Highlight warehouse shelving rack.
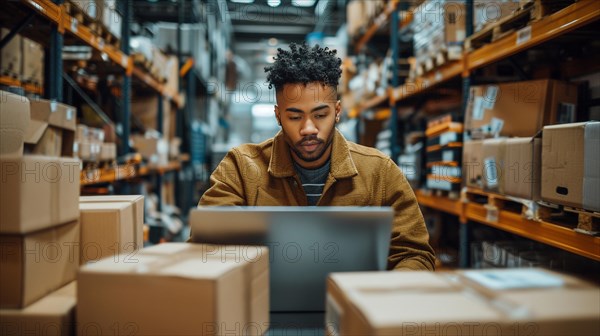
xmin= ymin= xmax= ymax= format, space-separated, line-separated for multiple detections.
xmin=351 ymin=0 xmax=600 ymax=267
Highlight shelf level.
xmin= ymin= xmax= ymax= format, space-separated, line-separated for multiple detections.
xmin=354 ymin=0 xmax=399 ymax=53
xmin=81 ymin=164 xmax=137 ymax=186
xmin=0 ymin=76 xmax=44 ymax=95
xmin=391 ymin=60 xmax=462 ymax=104
xmin=467 ymin=0 xmax=600 ymax=72
xmin=416 ymin=190 xmax=600 ymax=261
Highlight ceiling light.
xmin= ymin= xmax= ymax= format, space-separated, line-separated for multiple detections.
xmin=230 ymin=0 xmax=254 ymax=3
xmin=292 ymin=0 xmax=316 ymax=7
xmin=268 ymin=38 xmax=278 ymax=46
xmin=267 ymin=0 xmax=281 ymax=7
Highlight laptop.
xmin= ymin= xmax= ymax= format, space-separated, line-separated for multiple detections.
xmin=189 ymin=206 xmax=393 ymax=314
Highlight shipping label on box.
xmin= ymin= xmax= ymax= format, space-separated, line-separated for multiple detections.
xmin=0 ymin=156 xmax=80 ymax=234
xmin=541 ymin=122 xmax=600 ymax=211
xmin=0 ymin=281 xmax=76 ymax=336
xmin=0 ymin=91 xmax=30 ymax=158
xmin=0 ymin=221 xmax=79 ymax=309
xmin=482 ymin=138 xmax=507 ymax=194
xmin=78 ymin=243 xmax=269 ymax=336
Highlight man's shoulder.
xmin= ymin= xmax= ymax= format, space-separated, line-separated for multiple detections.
xmin=346 ymin=140 xmax=391 ymax=163
xmin=231 ymin=137 xmax=274 ymax=159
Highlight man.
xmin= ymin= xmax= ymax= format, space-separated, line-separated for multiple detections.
xmin=198 ymin=43 xmax=435 ymax=270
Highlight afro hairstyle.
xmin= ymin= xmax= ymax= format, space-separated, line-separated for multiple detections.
xmin=264 ymin=42 xmax=342 ymax=91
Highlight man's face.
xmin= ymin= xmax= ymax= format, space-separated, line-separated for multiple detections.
xmin=275 ymin=82 xmax=341 ymax=169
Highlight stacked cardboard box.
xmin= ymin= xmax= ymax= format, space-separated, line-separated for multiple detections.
xmin=0 ymin=91 xmax=80 ymax=333
xmin=326 ymin=269 xmax=600 ymax=336
xmin=79 ymin=195 xmax=145 ymax=264
xmin=412 ymin=0 xmax=466 ymax=75
xmin=425 ymin=115 xmax=463 ymax=192
xmin=463 ymin=79 xmax=578 ymax=198
xmin=78 ymin=243 xmax=270 ymax=335
xmin=0 ymin=29 xmax=44 ymax=85
xmin=75 ymin=124 xmax=116 ymax=162
xmin=474 ymin=1 xmax=520 ymax=33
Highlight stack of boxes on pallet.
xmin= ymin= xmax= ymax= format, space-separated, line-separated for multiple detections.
xmin=411 ymin=0 xmax=466 ymax=78
xmin=462 ymin=79 xmax=599 ymax=214
xmin=425 ymin=114 xmax=463 ymax=193
xmin=0 ymin=91 xmax=80 ymax=333
xmin=0 ymin=29 xmax=44 ymax=88
xmin=66 ymin=0 xmax=122 ymax=47
xmin=326 ymin=269 xmax=600 ymax=335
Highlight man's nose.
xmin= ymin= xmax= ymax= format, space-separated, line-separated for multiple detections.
xmin=300 ymin=119 xmax=318 ymax=136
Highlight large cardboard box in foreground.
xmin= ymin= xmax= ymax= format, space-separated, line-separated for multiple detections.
xmin=504 ymin=136 xmax=542 ymax=200
xmin=0 ymin=221 xmax=79 ymax=309
xmin=465 ymin=80 xmax=578 ymax=138
xmin=541 ymin=122 xmax=600 ymax=211
xmin=0 ymin=91 xmax=30 ymax=158
xmin=326 ymin=269 xmax=600 ymax=336
xmin=0 ymin=156 xmax=80 ymax=234
xmin=0 ymin=281 xmax=76 ymax=336
xmin=78 ymin=243 xmax=269 ymax=336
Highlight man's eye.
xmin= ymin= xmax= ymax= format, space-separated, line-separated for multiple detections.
xmin=289 ymin=116 xmax=301 ymax=120
xmin=315 ymin=114 xmax=326 ymax=119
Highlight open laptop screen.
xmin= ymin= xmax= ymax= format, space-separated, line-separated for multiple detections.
xmin=190 ymin=206 xmax=393 ymax=312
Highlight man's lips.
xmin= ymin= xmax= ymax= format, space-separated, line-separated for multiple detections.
xmin=300 ymin=142 xmax=320 ymax=151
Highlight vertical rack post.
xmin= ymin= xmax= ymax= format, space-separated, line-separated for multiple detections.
xmin=47 ymin=0 xmax=64 ymax=101
xmin=390 ymin=7 xmax=400 ymax=164
xmin=119 ymin=0 xmax=132 ymax=156
xmin=459 ymin=0 xmax=474 ymax=269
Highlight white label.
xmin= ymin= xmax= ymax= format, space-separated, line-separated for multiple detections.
xmin=485 ymin=204 xmax=499 ymax=222
xmin=484 ymin=86 xmax=498 ymax=109
xmin=440 ymin=132 xmax=458 ymax=146
xmin=463 ymin=269 xmax=564 ymax=290
xmin=121 ymin=55 xmax=128 ymax=68
xmin=435 ymin=71 xmax=442 ymax=82
xmin=71 ymin=17 xmax=78 ymax=33
xmin=66 ymin=108 xmax=74 ymax=121
xmin=473 ymin=96 xmax=485 ymax=120
xmin=490 ymin=117 xmax=504 ymax=135
xmin=442 ymin=150 xmax=454 ymax=162
xmin=456 ymin=29 xmax=466 ymax=41
xmin=484 ymin=157 xmax=498 ymax=187
xmin=516 ymin=26 xmax=532 ymax=45
xmin=50 ymin=100 xmax=57 ymax=113
xmin=97 ymin=38 xmax=105 ymax=51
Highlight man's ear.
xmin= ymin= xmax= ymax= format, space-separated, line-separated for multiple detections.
xmin=335 ymin=100 xmax=341 ymax=123
xmin=274 ymin=105 xmax=281 ymax=126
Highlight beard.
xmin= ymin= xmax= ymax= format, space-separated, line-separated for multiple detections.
xmin=284 ymin=126 xmax=335 ymax=163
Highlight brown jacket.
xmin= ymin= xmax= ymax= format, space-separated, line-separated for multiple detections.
xmin=198 ymin=129 xmax=435 ymax=270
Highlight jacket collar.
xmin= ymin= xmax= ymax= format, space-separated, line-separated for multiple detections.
xmin=268 ymin=129 xmax=359 ymax=179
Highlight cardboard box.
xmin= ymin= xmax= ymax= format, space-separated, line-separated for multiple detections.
xmin=326 ymin=269 xmax=600 ymax=336
xmin=474 ymin=1 xmax=520 ymax=33
xmin=131 ymin=134 xmax=168 ymax=166
xmin=99 ymin=143 xmax=116 ymax=161
xmin=0 ymin=281 xmax=76 ymax=336
xmin=78 ymin=243 xmax=269 ymax=336
xmin=78 ymin=202 xmax=136 ymax=264
xmin=504 ymin=136 xmax=542 ymax=200
xmin=465 ymin=80 xmax=578 ymax=138
xmin=0 ymin=91 xmax=30 ymax=158
xmin=482 ymin=138 xmax=507 ymax=193
xmin=0 ymin=156 xmax=80 ymax=234
xmin=0 ymin=28 xmax=21 ymax=78
xmin=0 ymin=221 xmax=79 ymax=309
xmin=25 ymin=100 xmax=76 ymax=157
xmin=541 ymin=122 xmax=600 ymax=211
xmin=463 ymin=140 xmax=484 ymax=189
xmin=79 ymin=195 xmax=144 ymax=250
xmin=21 ymin=38 xmax=44 ymax=85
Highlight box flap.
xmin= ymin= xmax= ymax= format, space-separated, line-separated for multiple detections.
xmin=23 ymin=119 xmax=48 ymax=145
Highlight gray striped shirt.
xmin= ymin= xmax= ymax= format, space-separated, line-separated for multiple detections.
xmin=293 ymin=159 xmax=331 ymax=206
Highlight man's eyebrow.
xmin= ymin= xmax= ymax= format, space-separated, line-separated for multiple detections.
xmin=285 ymin=105 xmax=330 ymax=113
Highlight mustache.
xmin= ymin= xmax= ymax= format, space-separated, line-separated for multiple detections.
xmin=296 ymin=136 xmax=324 ymax=146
